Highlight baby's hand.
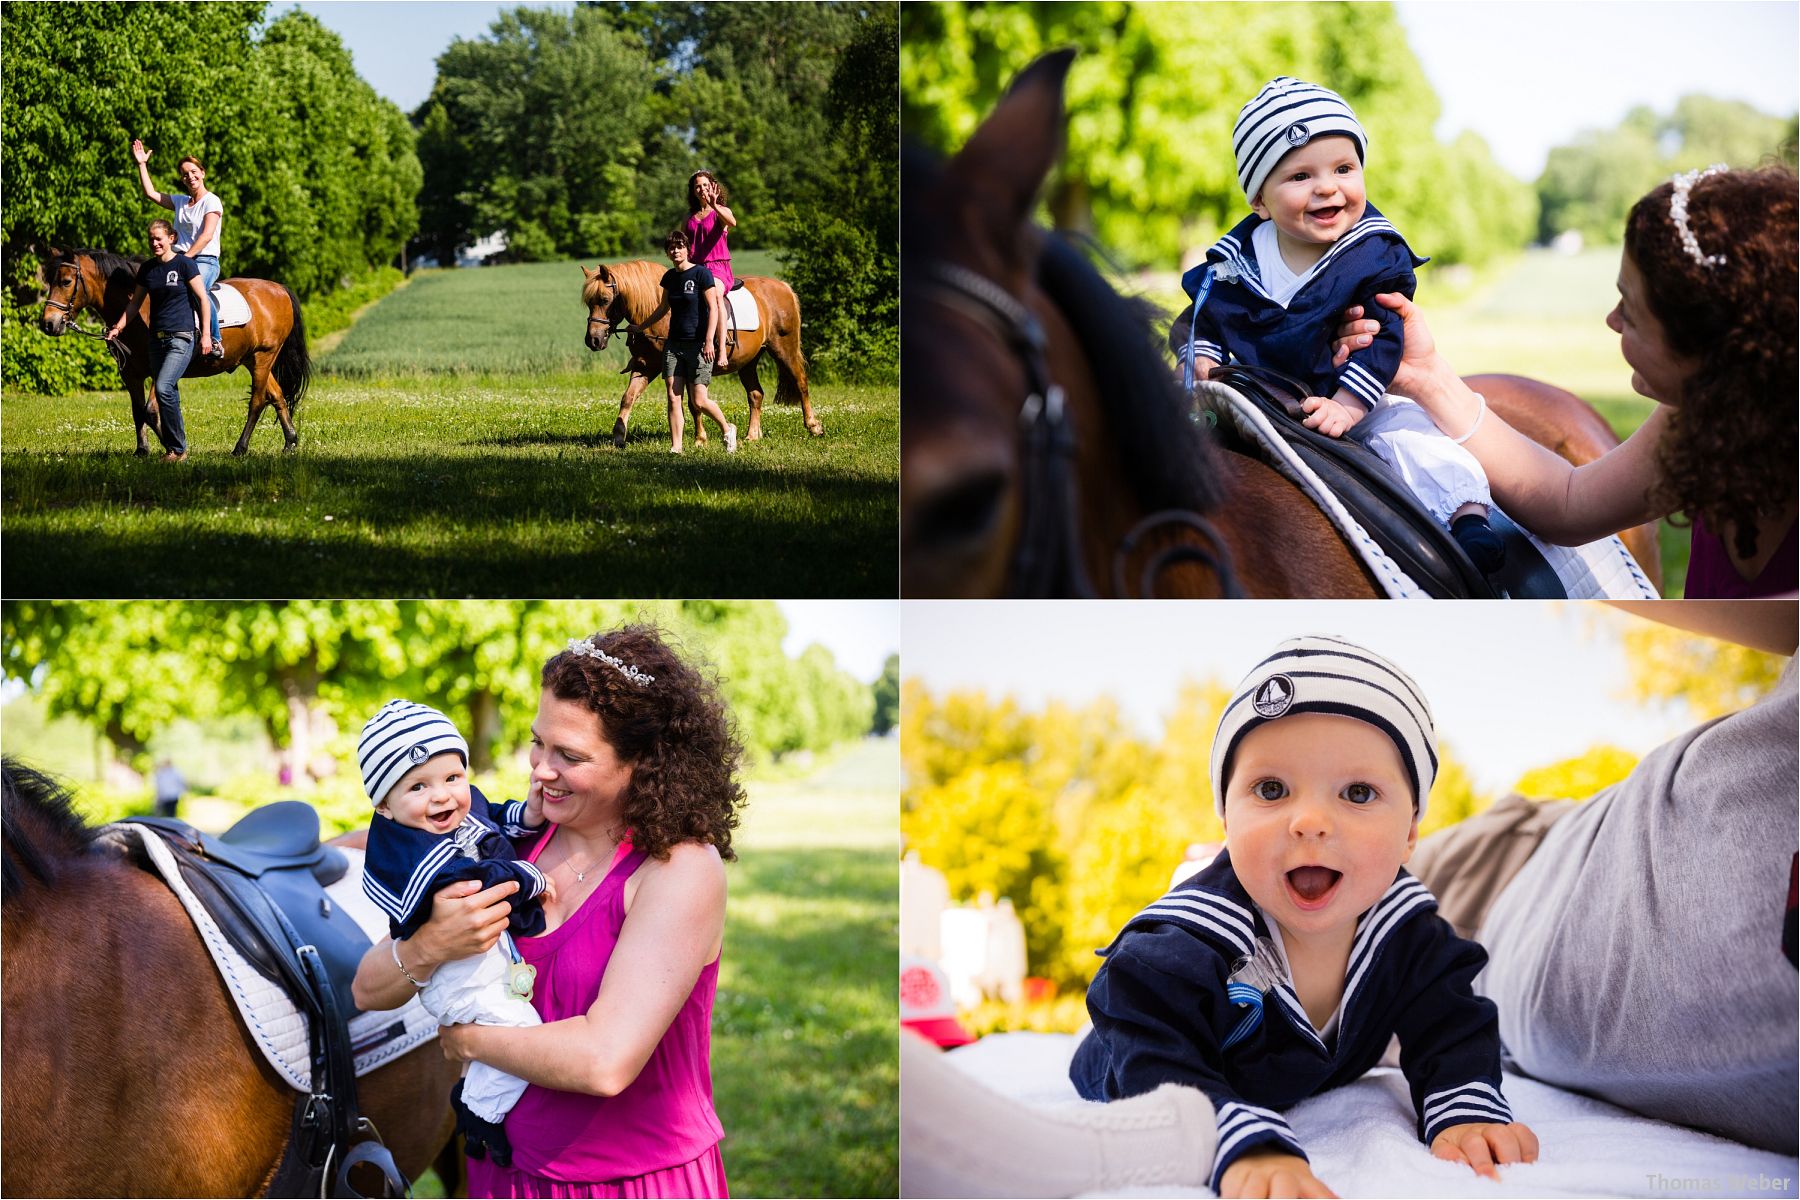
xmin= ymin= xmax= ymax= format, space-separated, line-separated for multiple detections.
xmin=524 ymin=778 xmax=545 ymax=827
xmin=1300 ymin=389 xmax=1367 ymax=438
xmin=1219 ymin=1151 xmax=1337 ymax=1199
xmin=1431 ymin=1121 xmax=1540 ymax=1180
xmin=539 ymin=872 xmax=558 ymax=906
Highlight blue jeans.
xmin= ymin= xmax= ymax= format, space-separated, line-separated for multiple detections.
xmin=148 ymin=331 xmax=194 ymax=454
xmin=192 ymin=254 xmax=221 ymax=350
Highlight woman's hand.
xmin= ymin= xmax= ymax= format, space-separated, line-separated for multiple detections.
xmin=412 ymin=877 xmax=521 ymax=965
xmin=1219 ymin=1151 xmax=1337 ymax=1199
xmin=131 ymin=138 xmax=151 ymax=166
xmin=105 ymin=321 xmax=125 ymax=341
xmin=1329 ymin=292 xmax=1443 ymax=399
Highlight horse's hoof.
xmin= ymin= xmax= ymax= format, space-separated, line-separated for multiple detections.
xmin=283 ymin=442 xmax=299 ymax=454
xmin=611 ymin=420 xmax=628 ymax=449
xmin=134 ymin=447 xmax=150 ymax=458
xmin=807 ymin=422 xmax=824 ymax=437
xmin=232 ymin=447 xmax=250 ymax=458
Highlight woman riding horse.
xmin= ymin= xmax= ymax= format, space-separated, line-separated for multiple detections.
xmin=132 ymin=138 xmax=225 ymax=360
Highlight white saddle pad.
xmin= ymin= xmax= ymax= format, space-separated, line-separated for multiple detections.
xmin=199 ymin=282 xmax=252 ymax=330
xmin=727 ymin=286 xmax=760 ymax=332
xmin=110 ymin=825 xmax=439 ymax=1093
xmin=1201 ymin=380 xmax=1659 ymax=600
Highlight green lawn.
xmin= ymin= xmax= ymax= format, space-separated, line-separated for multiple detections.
xmin=2 ymin=253 xmax=897 ymax=597
xmin=713 ymin=736 xmax=899 ymax=1197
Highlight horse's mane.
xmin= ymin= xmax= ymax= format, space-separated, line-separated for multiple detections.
xmin=903 ymin=140 xmax=1227 ymax=515
xmin=58 ymin=246 xmax=145 ymax=289
xmin=1034 ymin=233 xmax=1228 ymax=514
xmin=1 ymin=757 xmax=95 ymax=900
xmin=582 ymin=260 xmax=667 ymax=317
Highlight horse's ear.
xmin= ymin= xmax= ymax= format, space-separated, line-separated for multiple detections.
xmin=580 ymin=264 xmax=596 ymax=278
xmin=597 ymin=264 xmax=613 ymax=283
xmin=944 ymin=48 xmax=1075 ymax=250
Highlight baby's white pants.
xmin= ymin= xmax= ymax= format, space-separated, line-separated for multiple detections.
xmin=421 ymin=943 xmax=542 ymax=1122
xmin=1350 ymin=396 xmax=1492 ymax=526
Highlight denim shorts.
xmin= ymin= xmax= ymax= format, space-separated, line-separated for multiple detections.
xmin=664 ymin=339 xmax=713 ymax=387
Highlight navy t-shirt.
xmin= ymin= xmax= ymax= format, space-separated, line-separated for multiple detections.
xmin=137 ymin=255 xmax=202 ymax=335
xmin=661 ymin=264 xmax=716 ymax=341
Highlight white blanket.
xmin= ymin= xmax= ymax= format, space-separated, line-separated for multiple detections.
xmin=194 ymin=281 xmax=251 ymax=329
xmin=728 ymin=285 xmax=760 ymax=332
xmin=940 ymin=1032 xmax=1799 ymax=1198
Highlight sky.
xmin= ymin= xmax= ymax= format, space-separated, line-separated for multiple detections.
xmin=901 ymin=601 xmax=1717 ymax=793
xmin=293 ymin=1 xmax=1797 ymax=180
xmin=777 ymin=601 xmax=899 ymax=683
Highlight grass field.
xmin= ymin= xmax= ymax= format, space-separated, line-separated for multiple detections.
xmin=1137 ymin=246 xmax=1686 ymax=593
xmin=1 ymin=251 xmax=897 ymax=597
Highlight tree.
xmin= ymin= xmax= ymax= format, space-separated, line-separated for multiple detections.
xmin=1512 ymin=746 xmax=1640 ymax=803
xmin=1536 ymin=95 xmax=1795 ymax=244
xmin=901 ymin=1 xmax=1532 ymax=270
xmin=1 ymin=3 xmax=420 ymax=392
xmin=870 ymin=653 xmax=900 ymax=735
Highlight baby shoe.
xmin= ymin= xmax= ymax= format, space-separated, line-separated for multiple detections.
xmin=1451 ymin=514 xmax=1506 ymax=574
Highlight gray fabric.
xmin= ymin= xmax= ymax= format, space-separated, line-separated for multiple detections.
xmin=1478 ymin=657 xmax=1798 ymax=1153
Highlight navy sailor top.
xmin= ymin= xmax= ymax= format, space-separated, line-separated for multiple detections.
xmin=362 ymin=784 xmax=550 ymax=941
xmin=1071 ymin=850 xmax=1510 ymax=1190
xmin=1178 ymin=202 xmax=1428 ymax=410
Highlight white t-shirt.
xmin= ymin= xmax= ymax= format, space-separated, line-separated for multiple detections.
xmin=1252 ymin=220 xmax=1321 ymax=309
xmin=170 ymin=191 xmax=223 ymax=259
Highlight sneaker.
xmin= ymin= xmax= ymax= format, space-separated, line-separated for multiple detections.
xmin=1451 ymin=514 xmax=1506 ymax=574
xmin=724 ymin=424 xmax=738 ymax=454
xmin=669 ymin=446 xmax=684 ymax=455
xmin=162 ymin=451 xmax=188 ymax=463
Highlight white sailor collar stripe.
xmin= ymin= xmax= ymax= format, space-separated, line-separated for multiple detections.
xmin=1128 ymin=886 xmax=1259 ymax=958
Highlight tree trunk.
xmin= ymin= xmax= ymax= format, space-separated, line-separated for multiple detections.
xmin=277 ymin=661 xmax=323 ymax=790
xmin=469 ymin=690 xmax=501 ymax=773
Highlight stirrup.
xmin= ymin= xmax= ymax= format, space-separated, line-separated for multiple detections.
xmin=335 ymin=1139 xmax=408 ymax=1199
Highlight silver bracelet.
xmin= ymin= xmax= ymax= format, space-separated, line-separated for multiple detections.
xmin=1451 ymin=392 xmax=1487 ymax=445
xmin=391 ymin=937 xmax=427 ymax=989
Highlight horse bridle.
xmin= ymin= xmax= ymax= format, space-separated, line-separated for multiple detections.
xmin=922 ymin=258 xmax=1243 ymax=598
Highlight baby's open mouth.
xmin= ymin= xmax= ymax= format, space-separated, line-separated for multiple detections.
xmin=1309 ymin=205 xmax=1344 ymax=221
xmin=1286 ymin=865 xmax=1343 ymax=904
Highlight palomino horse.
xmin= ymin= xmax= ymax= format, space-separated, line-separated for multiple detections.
xmin=39 ymin=247 xmax=311 ymax=456
xmin=581 ymin=261 xmax=822 ymax=445
xmin=902 ymin=51 xmax=1662 ymax=597
xmin=1 ymin=759 xmax=459 ymax=1197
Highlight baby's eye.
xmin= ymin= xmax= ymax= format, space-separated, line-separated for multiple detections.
xmin=1341 ymin=782 xmax=1377 ymax=805
xmin=1336 ymin=163 xmax=1353 ymax=174
xmin=1253 ymin=779 xmax=1287 ymax=801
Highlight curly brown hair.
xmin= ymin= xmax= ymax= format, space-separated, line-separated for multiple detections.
xmin=1624 ymin=165 xmax=1798 ymax=559
xmin=540 ymin=624 xmax=744 ymax=862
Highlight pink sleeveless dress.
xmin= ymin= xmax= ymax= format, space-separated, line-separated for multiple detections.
xmin=683 ymin=210 xmax=734 ymax=292
xmin=1685 ymin=514 xmax=1797 ymax=598
xmin=465 ymin=830 xmax=727 ymax=1198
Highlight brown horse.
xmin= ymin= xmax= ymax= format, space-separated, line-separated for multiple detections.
xmin=39 ymin=247 xmax=311 ymax=456
xmin=902 ymin=51 xmax=1662 ymax=597
xmin=1 ymin=759 xmax=458 ymax=1198
xmin=580 ymin=260 xmax=821 ymax=445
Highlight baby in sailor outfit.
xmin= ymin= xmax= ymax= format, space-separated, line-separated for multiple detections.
xmin=1180 ymin=78 xmax=1507 ymax=575
xmin=359 ymin=699 xmax=551 ymax=1168
xmin=1072 ymin=636 xmax=1539 ymax=1198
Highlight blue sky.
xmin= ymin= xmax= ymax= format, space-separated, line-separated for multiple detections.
xmin=294 ymin=1 xmax=1796 ymax=180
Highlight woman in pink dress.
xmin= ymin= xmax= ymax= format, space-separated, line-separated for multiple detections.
xmin=684 ymin=171 xmax=737 ymax=366
xmin=353 ymin=625 xmax=745 ymax=1197
xmin=1331 ymin=165 xmax=1796 ymax=597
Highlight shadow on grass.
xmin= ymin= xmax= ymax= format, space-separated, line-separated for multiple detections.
xmin=713 ymin=846 xmax=897 ymax=1198
xmin=1 ymin=449 xmax=898 ymax=596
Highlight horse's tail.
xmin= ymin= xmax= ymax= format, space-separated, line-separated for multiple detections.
xmin=770 ymin=281 xmax=807 ymax=406
xmin=275 ymin=285 xmax=311 ymax=418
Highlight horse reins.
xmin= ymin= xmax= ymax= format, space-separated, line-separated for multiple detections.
xmin=44 ymin=258 xmax=132 ymax=378
xmin=922 ymin=258 xmax=1243 ymax=599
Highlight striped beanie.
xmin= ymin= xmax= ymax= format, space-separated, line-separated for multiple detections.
xmin=359 ymin=699 xmax=469 ymax=806
xmin=1234 ymin=77 xmax=1367 ymax=205
xmin=1211 ymin=635 xmax=1436 ymax=817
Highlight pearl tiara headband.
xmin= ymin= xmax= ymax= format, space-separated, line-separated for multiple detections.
xmin=1669 ymin=164 xmax=1729 ymax=268
xmin=566 ymin=638 xmax=655 ymax=686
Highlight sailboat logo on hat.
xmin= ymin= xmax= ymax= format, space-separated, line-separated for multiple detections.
xmin=1252 ymin=674 xmax=1295 ymax=718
